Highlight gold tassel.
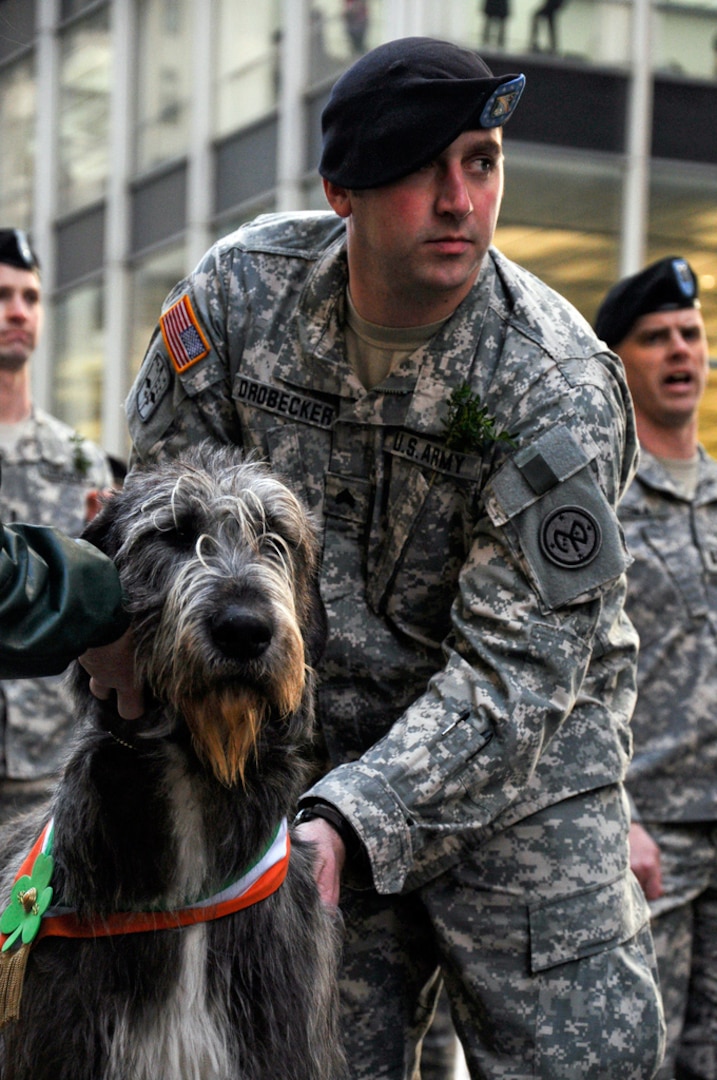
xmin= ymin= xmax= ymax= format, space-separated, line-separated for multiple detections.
xmin=0 ymin=942 xmax=30 ymax=1027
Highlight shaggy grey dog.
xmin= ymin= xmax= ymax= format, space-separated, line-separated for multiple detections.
xmin=0 ymin=445 xmax=344 ymax=1080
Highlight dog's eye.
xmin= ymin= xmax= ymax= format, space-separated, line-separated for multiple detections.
xmin=161 ymin=513 xmax=198 ymax=549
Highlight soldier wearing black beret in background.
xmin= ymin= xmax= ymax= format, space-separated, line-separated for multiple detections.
xmin=0 ymin=228 xmax=118 ymax=821
xmin=0 ymin=231 xmax=127 ymax=679
xmin=596 ymin=257 xmax=717 ymax=1080
xmin=84 ymin=37 xmax=665 ymax=1078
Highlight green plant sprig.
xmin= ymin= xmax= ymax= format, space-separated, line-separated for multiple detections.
xmin=70 ymin=433 xmax=91 ymax=478
xmin=442 ymin=383 xmax=516 ymax=453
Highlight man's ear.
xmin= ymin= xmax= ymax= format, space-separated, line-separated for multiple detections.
xmin=322 ymin=178 xmax=353 ymax=219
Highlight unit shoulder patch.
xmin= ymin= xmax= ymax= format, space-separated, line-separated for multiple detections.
xmin=539 ymin=505 xmax=602 ymax=569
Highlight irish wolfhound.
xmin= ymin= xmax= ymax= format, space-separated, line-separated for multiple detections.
xmin=0 ymin=444 xmax=344 ymax=1080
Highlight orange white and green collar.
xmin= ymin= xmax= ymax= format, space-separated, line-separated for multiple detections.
xmin=0 ymin=817 xmax=290 ymax=948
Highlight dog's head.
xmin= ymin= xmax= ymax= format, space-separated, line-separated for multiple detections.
xmin=82 ymin=444 xmax=327 ymax=786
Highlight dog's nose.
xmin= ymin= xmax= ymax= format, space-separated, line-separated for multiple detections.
xmin=210 ymin=606 xmax=273 ymax=660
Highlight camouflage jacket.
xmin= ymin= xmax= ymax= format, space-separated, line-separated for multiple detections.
xmin=0 ymin=408 xmax=112 ymax=779
xmin=127 ymin=211 xmax=639 ymax=893
xmin=620 ymin=447 xmax=717 ymax=824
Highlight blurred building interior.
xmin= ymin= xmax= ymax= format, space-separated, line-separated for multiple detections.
xmin=1 ymin=0 xmax=716 ymax=456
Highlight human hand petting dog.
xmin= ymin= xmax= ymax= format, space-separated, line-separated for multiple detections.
xmin=80 ymin=628 xmax=145 ymax=719
xmin=294 ymin=817 xmax=346 ymax=908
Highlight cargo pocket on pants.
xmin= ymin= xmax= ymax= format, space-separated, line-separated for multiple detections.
xmin=530 ymin=869 xmax=666 ymax=1079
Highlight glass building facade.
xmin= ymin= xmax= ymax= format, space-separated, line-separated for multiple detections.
xmin=1 ymin=0 xmax=716 ymax=455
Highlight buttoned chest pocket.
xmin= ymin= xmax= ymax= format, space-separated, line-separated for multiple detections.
xmin=366 ymin=447 xmax=485 ymax=649
xmin=0 ymin=462 xmax=90 ymax=536
xmin=634 ymin=518 xmax=711 ymax=626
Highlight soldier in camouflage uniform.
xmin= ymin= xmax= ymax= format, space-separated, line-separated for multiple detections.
xmin=0 ymin=229 xmax=113 ymax=821
xmin=86 ymin=38 xmax=665 ymax=1078
xmin=596 ymin=258 xmax=717 ymax=1080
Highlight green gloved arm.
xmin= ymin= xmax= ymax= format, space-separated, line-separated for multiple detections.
xmin=0 ymin=522 xmax=129 ymax=678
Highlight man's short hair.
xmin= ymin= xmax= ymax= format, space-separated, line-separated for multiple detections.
xmin=319 ymin=36 xmax=525 ymax=189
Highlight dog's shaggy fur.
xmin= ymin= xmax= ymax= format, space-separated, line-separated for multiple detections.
xmin=0 ymin=445 xmax=345 ymax=1080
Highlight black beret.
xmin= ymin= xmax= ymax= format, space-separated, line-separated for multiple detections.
xmin=319 ymin=36 xmax=525 ymax=189
xmin=595 ymin=256 xmax=699 ymax=349
xmin=0 ymin=229 xmax=40 ymax=272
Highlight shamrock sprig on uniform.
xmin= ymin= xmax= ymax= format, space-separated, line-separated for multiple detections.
xmin=70 ymin=432 xmax=91 ymax=477
xmin=442 ymin=383 xmax=516 ymax=453
xmin=0 ymin=851 xmax=54 ymax=951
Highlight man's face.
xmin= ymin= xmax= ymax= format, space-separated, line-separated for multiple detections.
xmin=617 ymin=308 xmax=709 ymax=431
xmin=326 ymin=127 xmax=504 ymax=322
xmin=0 ymin=263 xmax=42 ymax=372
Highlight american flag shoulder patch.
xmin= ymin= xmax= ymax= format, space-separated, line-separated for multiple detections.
xmin=160 ymin=294 xmax=210 ymax=373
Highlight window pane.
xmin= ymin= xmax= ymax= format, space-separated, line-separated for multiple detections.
xmin=53 ymin=280 xmax=105 ymax=443
xmin=0 ymin=56 xmax=35 ymax=228
xmin=61 ymin=0 xmax=104 ymax=17
xmin=58 ymin=8 xmax=111 ymax=214
xmin=649 ymin=164 xmax=717 ymax=347
xmin=307 ymin=0 xmax=386 ymax=87
xmin=215 ymin=0 xmax=281 ymax=139
xmin=654 ymin=0 xmax=717 ymax=79
xmin=648 ymin=163 xmax=717 ymax=452
xmin=415 ymin=0 xmax=632 ymax=67
xmin=135 ymin=0 xmax=192 ymax=172
xmin=496 ymin=145 xmax=622 ymax=323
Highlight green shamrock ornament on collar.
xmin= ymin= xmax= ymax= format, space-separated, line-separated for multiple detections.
xmin=0 ymin=848 xmax=54 ymax=950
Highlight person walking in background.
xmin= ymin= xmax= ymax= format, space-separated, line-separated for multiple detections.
xmin=0 ymin=228 xmax=114 ymax=822
xmin=530 ymin=0 xmax=566 ymax=53
xmin=343 ymin=0 xmax=369 ymax=54
xmin=84 ymin=38 xmax=665 ymax=1078
xmin=482 ymin=0 xmax=510 ymax=50
xmin=596 ymin=256 xmax=717 ymax=1080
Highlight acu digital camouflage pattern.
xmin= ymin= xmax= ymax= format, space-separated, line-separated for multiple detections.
xmin=0 ymin=408 xmax=112 ymax=819
xmin=340 ymin=787 xmax=664 ymax=1078
xmin=127 ymin=211 xmax=665 ymax=1077
xmin=620 ymin=446 xmax=717 ymax=1079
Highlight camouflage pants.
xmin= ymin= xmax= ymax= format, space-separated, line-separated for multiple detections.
xmin=338 ymin=785 xmax=665 ymax=1080
xmin=642 ymin=820 xmax=717 ymax=1080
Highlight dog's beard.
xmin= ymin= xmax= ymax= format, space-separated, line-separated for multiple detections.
xmin=182 ymin=688 xmax=267 ymax=787
xmin=180 ymin=655 xmax=306 ymax=788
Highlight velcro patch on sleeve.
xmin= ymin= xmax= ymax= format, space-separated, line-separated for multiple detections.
xmin=160 ymin=295 xmax=210 ymax=373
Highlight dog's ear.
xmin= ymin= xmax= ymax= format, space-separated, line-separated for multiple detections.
xmin=304 ymin=584 xmax=328 ymax=669
xmin=80 ymin=488 xmax=122 ymax=558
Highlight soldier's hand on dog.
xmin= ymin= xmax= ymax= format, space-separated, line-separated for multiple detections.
xmin=295 ymin=817 xmax=347 ymax=908
xmin=80 ymin=628 xmax=145 ymax=720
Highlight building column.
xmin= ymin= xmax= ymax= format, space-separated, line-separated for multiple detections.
xmin=101 ymin=0 xmax=135 ymax=458
xmin=32 ymin=0 xmax=59 ymax=412
xmin=186 ymin=0 xmax=215 ymax=269
xmin=277 ymin=0 xmax=310 ymax=212
xmin=620 ymin=0 xmax=654 ymax=277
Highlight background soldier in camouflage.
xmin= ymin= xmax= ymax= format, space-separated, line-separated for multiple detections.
xmin=596 ymin=258 xmax=717 ymax=1080
xmin=0 ymin=229 xmax=114 ymax=822
xmin=85 ymin=38 xmax=665 ymax=1079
